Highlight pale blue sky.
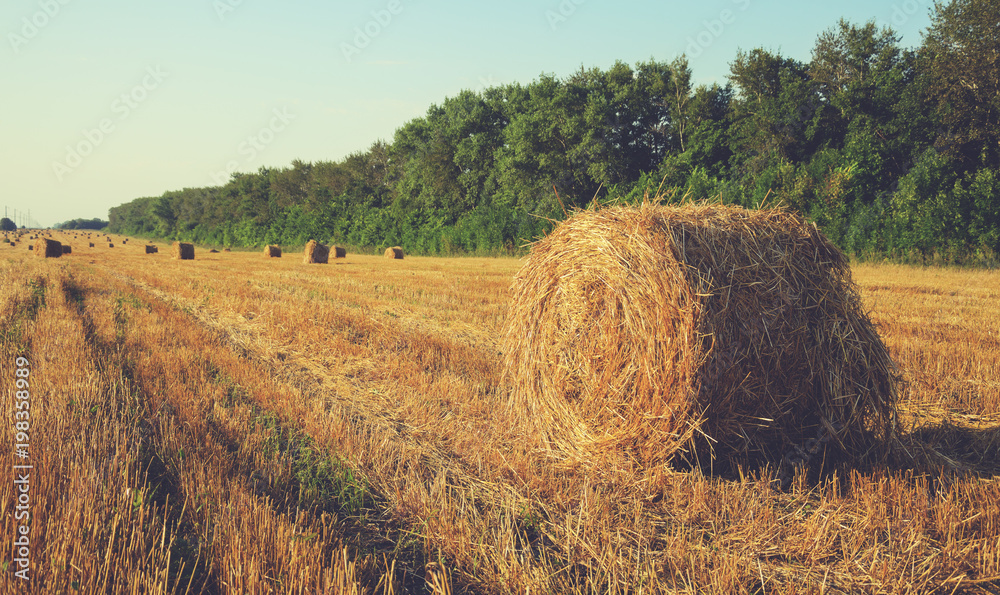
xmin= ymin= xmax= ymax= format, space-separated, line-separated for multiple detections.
xmin=1 ymin=0 xmax=936 ymax=227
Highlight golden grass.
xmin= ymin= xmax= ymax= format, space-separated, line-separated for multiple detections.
xmin=2 ymin=230 xmax=999 ymax=593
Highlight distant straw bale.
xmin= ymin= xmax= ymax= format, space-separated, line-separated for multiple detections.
xmin=172 ymin=242 xmax=195 ymax=260
xmin=264 ymin=245 xmax=282 ymax=258
xmin=108 ymin=243 xmax=114 ymax=248
xmin=62 ymin=245 xmax=72 ymax=254
xmin=89 ymin=243 xmax=95 ymax=248
xmin=501 ymin=201 xmax=899 ymax=473
xmin=334 ymin=246 xmax=347 ymax=258
xmin=303 ymin=240 xmax=329 ymax=264
xmin=35 ymin=238 xmax=62 ymax=258
xmin=384 ymin=246 xmax=404 ymax=259
xmin=145 ymin=245 xmax=158 ymax=254
xmin=209 ymin=249 xmax=219 ymax=253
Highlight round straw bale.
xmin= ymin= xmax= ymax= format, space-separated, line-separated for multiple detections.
xmin=264 ymin=245 xmax=282 ymax=258
xmin=334 ymin=246 xmax=347 ymax=258
xmin=62 ymin=245 xmax=72 ymax=254
xmin=108 ymin=243 xmax=114 ymax=248
xmin=144 ymin=245 xmax=158 ymax=254
xmin=89 ymin=242 xmax=95 ymax=248
xmin=303 ymin=240 xmax=329 ymax=264
xmin=35 ymin=238 xmax=62 ymax=258
xmin=384 ymin=246 xmax=404 ymax=259
xmin=172 ymin=241 xmax=195 ymax=260
xmin=209 ymin=248 xmax=219 ymax=253
xmin=501 ymin=202 xmax=898 ymax=471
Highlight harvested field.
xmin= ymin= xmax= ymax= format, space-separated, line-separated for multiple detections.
xmin=1 ymin=229 xmax=999 ymax=593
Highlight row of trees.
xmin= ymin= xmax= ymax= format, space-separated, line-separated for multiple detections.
xmin=108 ymin=0 xmax=1000 ymax=263
xmin=55 ymin=218 xmax=109 ymax=230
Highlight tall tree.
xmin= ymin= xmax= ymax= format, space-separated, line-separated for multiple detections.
xmin=921 ymin=0 xmax=1000 ymax=169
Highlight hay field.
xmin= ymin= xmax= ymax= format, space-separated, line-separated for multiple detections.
xmin=1 ymin=230 xmax=999 ymax=594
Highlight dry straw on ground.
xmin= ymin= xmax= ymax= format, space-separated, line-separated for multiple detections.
xmin=334 ymin=246 xmax=347 ymax=258
xmin=264 ymin=245 xmax=282 ymax=258
xmin=303 ymin=240 xmax=329 ymax=264
xmin=145 ymin=245 xmax=158 ymax=254
xmin=35 ymin=238 xmax=62 ymax=258
xmin=384 ymin=246 xmax=404 ymax=260
xmin=502 ymin=200 xmax=899 ymax=473
xmin=173 ymin=242 xmax=195 ymax=260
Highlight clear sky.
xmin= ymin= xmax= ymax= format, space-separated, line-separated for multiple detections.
xmin=1 ymin=0 xmax=936 ymax=228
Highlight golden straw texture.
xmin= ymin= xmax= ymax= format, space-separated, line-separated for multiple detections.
xmin=502 ymin=201 xmax=899 ymax=472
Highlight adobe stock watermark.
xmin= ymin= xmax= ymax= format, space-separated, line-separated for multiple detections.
xmin=7 ymin=0 xmax=74 ymax=55
xmin=546 ymin=0 xmax=587 ymax=31
xmin=12 ymin=356 xmax=32 ymax=582
xmin=888 ymin=0 xmax=932 ymax=27
xmin=685 ymin=0 xmax=751 ymax=59
xmin=341 ymin=0 xmax=408 ymax=62
xmin=213 ymin=0 xmax=246 ymax=21
xmin=52 ymin=66 xmax=169 ymax=182
xmin=209 ymin=107 xmax=295 ymax=185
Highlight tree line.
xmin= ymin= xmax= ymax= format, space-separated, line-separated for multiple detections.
xmin=108 ymin=0 xmax=999 ymax=263
xmin=55 ymin=218 xmax=109 ymax=230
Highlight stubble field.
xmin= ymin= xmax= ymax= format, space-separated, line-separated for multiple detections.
xmin=2 ymin=231 xmax=999 ymax=594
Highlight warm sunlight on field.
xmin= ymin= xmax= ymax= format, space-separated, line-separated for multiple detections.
xmin=2 ymin=230 xmax=999 ymax=594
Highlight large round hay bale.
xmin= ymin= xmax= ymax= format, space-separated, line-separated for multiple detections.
xmin=303 ymin=240 xmax=329 ymax=264
xmin=264 ymin=245 xmax=282 ymax=258
xmin=35 ymin=238 xmax=62 ymax=258
xmin=172 ymin=241 xmax=195 ymax=260
xmin=144 ymin=245 xmax=158 ymax=254
xmin=384 ymin=246 xmax=404 ymax=259
xmin=333 ymin=246 xmax=347 ymax=258
xmin=501 ymin=202 xmax=898 ymax=472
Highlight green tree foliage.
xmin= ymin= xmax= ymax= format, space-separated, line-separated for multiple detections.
xmin=0 ymin=217 xmax=16 ymax=232
xmin=921 ymin=0 xmax=1000 ymax=170
xmin=106 ymin=0 xmax=1000 ymax=264
xmin=55 ymin=218 xmax=109 ymax=230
